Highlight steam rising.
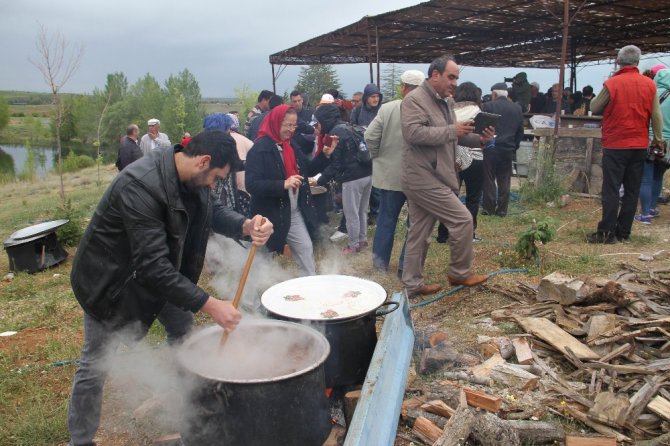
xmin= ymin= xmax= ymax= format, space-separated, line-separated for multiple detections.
xmin=93 ymin=233 xmax=346 ymax=439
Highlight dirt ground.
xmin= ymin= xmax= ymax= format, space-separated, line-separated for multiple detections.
xmin=2 ymin=173 xmax=668 ymax=445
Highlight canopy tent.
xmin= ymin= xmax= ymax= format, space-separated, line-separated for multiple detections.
xmin=269 ymin=0 xmax=670 ymax=88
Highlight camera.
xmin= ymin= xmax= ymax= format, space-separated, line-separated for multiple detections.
xmin=504 ymin=77 xmax=514 ymax=83
xmin=647 ymin=143 xmax=665 ymax=162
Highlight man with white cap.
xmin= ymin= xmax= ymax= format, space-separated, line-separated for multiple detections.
xmin=365 ymin=69 xmax=424 ymax=274
xmin=139 ymin=118 xmax=172 ymax=156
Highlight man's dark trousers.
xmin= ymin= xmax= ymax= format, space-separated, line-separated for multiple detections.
xmin=597 ymin=148 xmax=646 ymax=239
xmin=372 ymin=189 xmax=407 ymax=271
xmin=482 ymin=150 xmax=513 ymax=216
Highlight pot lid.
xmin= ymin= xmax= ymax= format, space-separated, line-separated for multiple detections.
xmin=261 ymin=275 xmax=387 ymax=321
xmin=7 ymin=220 xmax=69 ymax=241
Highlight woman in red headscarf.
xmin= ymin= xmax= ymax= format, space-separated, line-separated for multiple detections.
xmin=245 ymin=104 xmax=336 ymax=275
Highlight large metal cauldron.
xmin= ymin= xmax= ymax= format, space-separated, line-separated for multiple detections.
xmin=261 ymin=275 xmax=397 ymax=387
xmin=178 ymin=320 xmax=331 ymax=446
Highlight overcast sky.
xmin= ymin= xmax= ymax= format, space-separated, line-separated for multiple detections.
xmin=2 ymin=0 xmax=669 ymax=100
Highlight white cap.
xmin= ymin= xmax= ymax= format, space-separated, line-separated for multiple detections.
xmin=147 ymin=118 xmax=160 ymax=125
xmin=530 ymin=82 xmax=540 ymax=89
xmin=400 ymin=70 xmax=425 ymax=86
xmin=319 ymin=94 xmax=335 ymax=104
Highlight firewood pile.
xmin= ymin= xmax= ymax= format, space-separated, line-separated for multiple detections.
xmin=401 ymin=265 xmax=670 ymax=446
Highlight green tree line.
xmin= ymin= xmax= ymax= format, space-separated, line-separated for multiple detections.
xmin=53 ymin=69 xmax=205 ymax=155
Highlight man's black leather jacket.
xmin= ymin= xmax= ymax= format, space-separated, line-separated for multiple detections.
xmin=71 ymin=146 xmax=246 ymax=329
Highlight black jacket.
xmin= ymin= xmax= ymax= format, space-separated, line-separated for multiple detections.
xmin=314 ymin=105 xmax=372 ymax=186
xmin=245 ymin=136 xmax=329 ymax=254
xmin=482 ymin=97 xmax=524 ymax=152
xmin=351 ymin=83 xmax=383 ymax=127
xmin=71 ymin=147 xmax=246 ymax=329
xmin=116 ymin=136 xmax=142 ymax=171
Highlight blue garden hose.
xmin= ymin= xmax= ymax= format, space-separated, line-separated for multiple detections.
xmin=409 ymin=268 xmax=529 ymax=309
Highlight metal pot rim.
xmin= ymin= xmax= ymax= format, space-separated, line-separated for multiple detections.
xmin=177 ymin=320 xmax=330 ymax=384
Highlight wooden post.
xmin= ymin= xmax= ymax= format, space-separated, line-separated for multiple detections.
xmin=554 ymin=0 xmax=570 ymax=137
xmin=366 ymin=21 xmax=373 ymax=83
xmin=375 ymin=26 xmax=381 ymax=87
xmin=271 ymin=64 xmax=276 ymax=94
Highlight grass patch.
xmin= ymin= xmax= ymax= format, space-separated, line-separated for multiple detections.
xmin=0 ymin=168 xmax=667 ymax=444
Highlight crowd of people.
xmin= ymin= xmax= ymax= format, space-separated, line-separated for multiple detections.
xmin=70 ymin=44 xmax=668 ymax=445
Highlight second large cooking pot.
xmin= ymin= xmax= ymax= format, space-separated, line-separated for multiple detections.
xmin=261 ymin=275 xmax=396 ymax=387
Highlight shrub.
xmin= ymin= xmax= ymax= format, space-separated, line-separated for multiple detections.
xmin=52 ymin=199 xmax=84 ymax=247
xmin=519 ymin=140 xmax=567 ymax=204
xmin=62 ymin=151 xmax=95 ymax=173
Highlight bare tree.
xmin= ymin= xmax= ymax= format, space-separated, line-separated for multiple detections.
xmin=30 ymin=23 xmax=84 ymax=204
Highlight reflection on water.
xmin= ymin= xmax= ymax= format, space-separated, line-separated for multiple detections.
xmin=0 ymin=144 xmax=55 ymax=180
xmin=0 ymin=148 xmax=15 ymax=180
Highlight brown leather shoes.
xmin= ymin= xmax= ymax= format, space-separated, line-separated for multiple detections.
xmin=407 ymin=283 xmax=442 ymax=298
xmin=448 ymin=274 xmax=488 ymax=287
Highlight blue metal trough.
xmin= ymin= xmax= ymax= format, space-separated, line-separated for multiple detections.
xmin=344 ymin=291 xmax=415 ymax=446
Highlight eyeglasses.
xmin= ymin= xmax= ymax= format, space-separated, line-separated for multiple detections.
xmin=282 ymin=123 xmax=298 ymax=129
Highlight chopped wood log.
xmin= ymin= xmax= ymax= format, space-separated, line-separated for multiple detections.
xmin=419 ymin=342 xmax=478 ymax=374
xmin=647 ymin=396 xmax=670 ymax=421
xmin=463 ymin=387 xmax=502 ymax=413
xmin=441 ymin=371 xmax=493 ymax=386
xmin=585 ymin=280 xmax=631 ymax=306
xmin=412 ymin=416 xmax=443 ymax=445
xmin=599 ymin=343 xmax=632 ymax=362
xmin=586 ymin=314 xmax=618 ymax=342
xmin=635 ymin=431 xmax=670 ymax=446
xmin=518 ymin=317 xmax=599 ymax=360
xmin=471 ymin=412 xmax=521 ymax=446
xmin=435 ymin=390 xmax=476 ymax=446
xmin=591 ymin=327 xmax=660 ymax=346
xmin=561 ymin=404 xmax=631 ymax=443
xmin=429 ymin=331 xmax=449 ymax=347
xmin=490 ymin=362 xmax=539 ymax=391
xmin=507 ymin=420 xmax=565 ymax=444
xmin=343 ymin=390 xmax=361 ymax=428
xmin=322 ymin=425 xmax=346 ymax=446
xmin=477 ymin=335 xmax=514 ymax=359
xmin=508 ymin=363 xmax=542 ymax=375
xmin=471 ymin=353 xmax=505 ymax=378
xmin=588 ymin=392 xmax=630 ymax=426
xmin=405 ymin=408 xmax=449 ymax=429
xmin=555 ymin=305 xmax=587 ymax=336
xmin=618 ymin=376 xmax=665 ymax=425
xmin=583 ymin=361 xmax=655 ymax=375
xmin=153 ymin=434 xmax=182 ymax=446
xmin=512 ymin=337 xmax=533 ymax=365
xmin=421 ymin=400 xmax=456 ymax=419
xmin=565 ymin=435 xmax=616 ymax=446
xmin=401 ymin=397 xmax=424 ymax=417
xmin=537 ymin=272 xmax=589 ymax=305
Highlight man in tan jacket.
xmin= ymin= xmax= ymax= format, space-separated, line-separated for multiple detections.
xmin=400 ymin=54 xmax=491 ymax=297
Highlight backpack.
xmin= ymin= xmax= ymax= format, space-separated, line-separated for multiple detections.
xmin=334 ymin=123 xmax=371 ymax=165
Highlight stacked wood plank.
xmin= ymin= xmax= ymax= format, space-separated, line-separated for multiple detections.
xmin=403 ymin=267 xmax=670 ymax=445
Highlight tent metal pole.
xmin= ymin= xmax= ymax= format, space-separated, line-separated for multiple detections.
xmin=554 ymin=0 xmax=570 ymax=137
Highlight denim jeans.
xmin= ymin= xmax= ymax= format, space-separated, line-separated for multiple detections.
xmin=639 ymin=160 xmax=667 ymax=215
xmin=372 ymin=189 xmax=407 ymax=271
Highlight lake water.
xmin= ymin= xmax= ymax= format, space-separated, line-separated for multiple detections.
xmin=0 ymin=144 xmax=56 ymax=179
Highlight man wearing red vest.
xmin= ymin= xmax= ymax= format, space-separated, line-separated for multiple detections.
xmin=586 ymin=45 xmax=663 ymax=244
